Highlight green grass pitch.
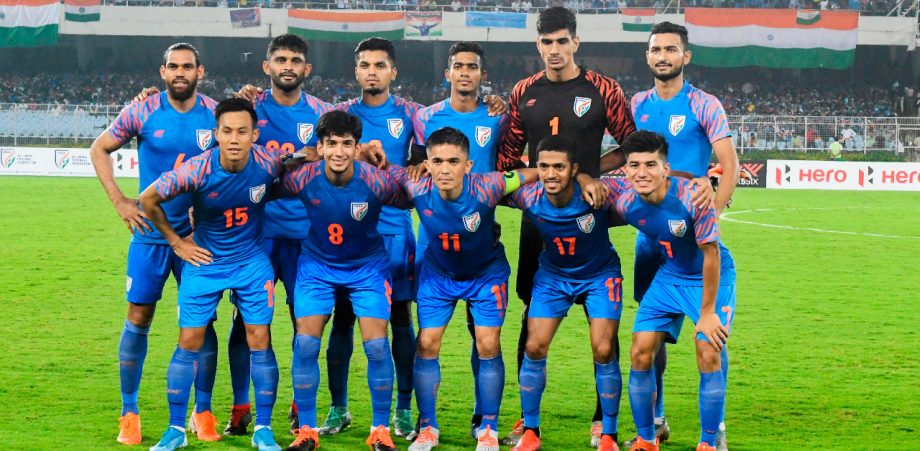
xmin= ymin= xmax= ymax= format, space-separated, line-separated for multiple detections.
xmin=0 ymin=177 xmax=917 ymax=450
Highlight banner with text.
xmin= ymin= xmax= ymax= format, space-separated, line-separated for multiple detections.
xmin=0 ymin=147 xmax=139 ymax=177
xmin=767 ymin=160 xmax=920 ymax=191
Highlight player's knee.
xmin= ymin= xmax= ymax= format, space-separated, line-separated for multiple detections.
xmin=363 ymin=337 xmax=389 ymax=362
xmin=592 ymin=342 xmax=614 ymax=363
xmin=245 ymin=325 xmax=271 ymax=350
xmin=629 ymin=343 xmax=654 ymax=370
xmin=524 ymin=338 xmax=549 ymax=360
xmin=126 ymin=303 xmax=155 ymax=328
xmin=416 ymin=332 xmax=441 ymax=358
xmin=695 ymin=340 xmax=722 ymax=372
xmin=390 ymin=302 xmax=412 ymax=327
xmin=475 ymin=334 xmax=501 ymax=359
xmin=178 ymin=328 xmax=206 ymax=351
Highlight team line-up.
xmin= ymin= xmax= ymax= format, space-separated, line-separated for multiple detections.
xmin=90 ymin=7 xmax=740 ymax=451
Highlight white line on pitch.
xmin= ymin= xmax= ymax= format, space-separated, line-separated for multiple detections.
xmin=721 ymin=208 xmax=920 ymax=240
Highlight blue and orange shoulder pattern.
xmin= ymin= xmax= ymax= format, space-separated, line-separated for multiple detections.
xmin=411 ymin=99 xmax=450 ymax=145
xmin=356 ymin=161 xmax=408 ymax=208
xmin=107 ymin=94 xmax=163 ymax=145
xmin=282 ymin=161 xmax=323 ymax=195
xmin=155 ymin=149 xmax=214 ymax=200
xmin=673 ymin=178 xmax=720 ymax=245
xmin=686 ymin=85 xmax=731 ymax=143
xmin=469 ymin=172 xmax=507 ymax=208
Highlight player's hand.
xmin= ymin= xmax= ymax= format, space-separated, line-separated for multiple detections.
xmin=689 ymin=176 xmax=715 ymax=211
xmin=132 ymin=87 xmax=159 ymax=103
xmin=406 ymin=161 xmax=428 ymax=181
xmin=483 ymin=94 xmax=507 ymax=116
xmin=695 ymin=312 xmax=728 ymax=352
xmin=114 ymin=196 xmax=152 ymax=235
xmin=235 ymin=84 xmax=264 ymax=103
xmin=359 ymin=140 xmax=387 ymax=168
xmin=171 ymin=236 xmax=213 ymax=267
xmin=577 ymin=175 xmax=609 ymax=208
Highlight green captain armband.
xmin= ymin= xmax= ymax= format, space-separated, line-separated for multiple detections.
xmin=503 ymin=171 xmax=523 ymax=195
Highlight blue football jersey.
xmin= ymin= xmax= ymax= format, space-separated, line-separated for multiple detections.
xmin=605 ymin=177 xmax=735 ymax=285
xmin=631 ymin=82 xmax=731 ymax=177
xmin=412 ymin=99 xmax=507 ymax=174
xmin=506 ymin=182 xmax=621 ymax=281
xmin=107 ymin=92 xmax=217 ymax=244
xmin=153 ymin=145 xmax=285 ymax=263
xmin=338 ymin=95 xmax=422 ymax=235
xmin=281 ymin=160 xmax=408 ymax=270
xmin=254 ymin=90 xmax=334 ymax=240
xmin=392 ymin=168 xmax=511 ymax=279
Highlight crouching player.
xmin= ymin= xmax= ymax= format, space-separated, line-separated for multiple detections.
xmin=139 ymin=98 xmax=286 ymax=451
xmin=605 ymin=131 xmax=735 ymax=451
xmin=504 ymin=135 xmax=624 ymax=451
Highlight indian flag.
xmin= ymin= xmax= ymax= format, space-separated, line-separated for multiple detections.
xmin=288 ymin=10 xmax=405 ymax=42
xmin=684 ymin=8 xmax=858 ymax=69
xmin=0 ymin=0 xmax=59 ymax=47
xmin=64 ymin=0 xmax=101 ymax=22
xmin=621 ymin=8 xmax=655 ymax=32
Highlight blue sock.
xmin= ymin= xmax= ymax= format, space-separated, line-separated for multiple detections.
xmin=167 ymin=347 xmax=199 ymax=428
xmin=414 ymin=356 xmax=440 ymax=430
xmin=699 ymin=370 xmax=726 ymax=446
xmin=595 ymin=360 xmax=622 ymax=435
xmin=293 ymin=335 xmax=322 ymax=428
xmin=326 ymin=323 xmax=354 ymax=407
xmin=653 ymin=345 xmax=667 ymax=419
xmin=720 ymin=347 xmax=728 ymax=425
xmin=250 ymin=348 xmax=279 ymax=427
xmin=470 ymin=340 xmax=482 ymax=417
xmin=518 ymin=355 xmax=546 ymax=429
xmin=478 ymin=354 xmax=505 ymax=433
xmin=628 ymin=368 xmax=656 ymax=442
xmin=194 ymin=323 xmax=217 ymax=414
xmin=228 ymin=311 xmax=251 ymax=406
xmin=364 ymin=338 xmax=395 ymax=428
xmin=118 ymin=321 xmax=148 ymax=416
xmin=391 ymin=325 xmax=416 ymax=411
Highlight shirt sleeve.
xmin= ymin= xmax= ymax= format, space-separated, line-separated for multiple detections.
xmin=590 ymin=72 xmax=636 ymax=145
xmin=411 ymin=109 xmax=427 ymax=148
xmin=497 ymin=79 xmax=528 ymax=171
xmin=504 ymin=180 xmax=536 ymax=209
xmin=692 ymin=204 xmax=721 ymax=245
xmin=106 ymin=102 xmax=143 ymax=147
xmin=362 ymin=164 xmax=408 ymax=209
xmin=471 ymin=172 xmax=508 ymax=209
xmin=692 ymin=93 xmax=732 ymax=143
xmin=281 ymin=161 xmax=320 ymax=196
xmin=599 ymin=177 xmax=630 ymax=209
xmin=153 ymin=155 xmax=208 ymax=201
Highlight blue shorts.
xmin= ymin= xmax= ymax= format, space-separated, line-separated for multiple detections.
xmin=264 ymin=237 xmax=302 ymax=305
xmin=416 ymin=261 xmax=511 ymax=329
xmin=529 ymin=269 xmax=623 ymax=320
xmin=633 ymin=281 xmax=737 ymax=344
xmin=382 ymin=232 xmax=416 ymax=302
xmin=126 ymin=242 xmax=184 ymax=304
xmin=633 ymin=231 xmax=664 ymax=303
xmin=178 ymin=254 xmax=276 ymax=328
xmin=294 ymin=254 xmax=392 ymax=320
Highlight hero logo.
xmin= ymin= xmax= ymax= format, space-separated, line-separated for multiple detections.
xmin=668 ymin=219 xmax=687 ymax=238
xmin=351 ymin=202 xmax=369 ymax=221
xmin=738 ymin=163 xmax=764 ymax=186
xmin=573 ymin=97 xmax=592 ymax=117
xmin=387 ymin=118 xmax=404 ymax=139
xmin=196 ymin=130 xmax=213 ymax=151
xmin=576 ymin=213 xmax=596 ymax=233
xmin=775 ymin=164 xmax=848 ymax=186
xmin=249 ymin=184 xmax=266 ymax=203
xmin=54 ymin=150 xmax=70 ymax=169
xmin=298 ymin=123 xmax=314 ymax=144
xmin=859 ymin=165 xmax=920 ymax=187
xmin=462 ymin=212 xmax=481 ymax=232
xmin=476 ymin=126 xmax=492 ymax=147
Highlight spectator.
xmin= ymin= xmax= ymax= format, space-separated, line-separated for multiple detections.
xmin=828 ymin=137 xmax=843 ymax=159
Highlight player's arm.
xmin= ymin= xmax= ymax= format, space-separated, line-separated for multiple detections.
xmin=89 ymin=115 xmax=152 ymax=235
xmin=575 ymin=173 xmax=609 ymax=208
xmin=599 ymin=148 xmax=625 ymax=174
xmin=506 ymin=168 xmax=539 ymax=193
xmin=496 ymin=82 xmax=527 ymax=171
xmin=711 ymin=137 xmax=739 ymax=214
xmin=695 ymin=241 xmax=727 ymax=351
xmin=138 ymin=182 xmax=212 ymax=267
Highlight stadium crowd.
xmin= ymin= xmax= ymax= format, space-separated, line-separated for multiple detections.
xmin=0 ymin=70 xmax=904 ymax=117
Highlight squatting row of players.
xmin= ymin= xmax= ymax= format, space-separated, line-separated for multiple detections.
xmin=90 ymin=7 xmax=740 ymax=451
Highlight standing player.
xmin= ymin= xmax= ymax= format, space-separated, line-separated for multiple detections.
xmin=281 ymin=111 xmax=406 ymax=451
xmin=319 ymin=37 xmax=423 ymax=438
xmin=139 ymin=98 xmax=285 ymax=451
xmin=603 ymin=131 xmax=735 ymax=451
xmin=89 ymin=43 xmax=222 ymax=445
xmin=411 ymin=41 xmax=508 ymax=438
xmin=626 ymin=22 xmax=737 ymax=450
xmin=496 ymin=7 xmax=635 ymax=446
xmin=504 ymin=135 xmax=624 ymax=451
xmin=223 ymin=33 xmax=335 ymax=437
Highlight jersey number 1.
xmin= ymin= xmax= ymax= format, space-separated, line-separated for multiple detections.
xmin=549 ymin=116 xmax=559 ymax=136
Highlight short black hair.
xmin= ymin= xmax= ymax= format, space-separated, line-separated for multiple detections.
xmin=267 ymin=34 xmax=309 ymax=61
xmin=621 ymin=130 xmax=669 ymax=161
xmin=649 ymin=21 xmax=689 ymax=50
xmin=536 ymin=134 xmax=577 ymax=166
xmin=316 ymin=110 xmax=362 ymax=142
xmin=163 ymin=42 xmax=201 ymax=67
xmin=426 ymin=127 xmax=470 ymax=156
xmin=355 ymin=37 xmax=396 ymax=66
xmin=537 ymin=7 xmax=576 ymax=36
xmin=448 ymin=41 xmax=484 ymax=65
xmin=215 ymin=97 xmax=257 ymax=127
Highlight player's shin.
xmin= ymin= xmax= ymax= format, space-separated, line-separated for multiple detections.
xmin=698 ymin=370 xmax=726 ymax=446
xmin=628 ymin=369 xmax=657 ymax=442
xmin=327 ymin=306 xmax=355 ymax=408
xmin=119 ymin=320 xmax=149 ymax=415
xmin=194 ymin=323 xmax=218 ymax=414
xmin=478 ymin=354 xmax=505 ymax=432
xmin=250 ymin=348 xmax=279 ymax=427
xmin=364 ymin=337 xmax=395 ymax=427
xmin=519 ymin=356 xmax=547 ymax=430
xmin=292 ymin=335 xmax=322 ymax=428
xmin=167 ymin=347 xmax=199 ymax=428
xmin=719 ymin=347 xmax=728 ymax=426
xmin=413 ymin=356 xmax=441 ymax=430
xmin=228 ymin=308 xmax=251 ymax=407
xmin=653 ymin=344 xmax=667 ymax=420
xmin=391 ymin=305 xmax=416 ymax=411
xmin=595 ymin=360 xmax=621 ymax=437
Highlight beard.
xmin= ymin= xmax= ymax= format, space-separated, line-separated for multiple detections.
xmin=651 ymin=64 xmax=683 ymax=82
xmin=272 ymin=73 xmax=304 ymax=93
xmin=166 ymin=78 xmax=198 ymax=102
xmin=364 ymin=86 xmax=385 ymax=96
